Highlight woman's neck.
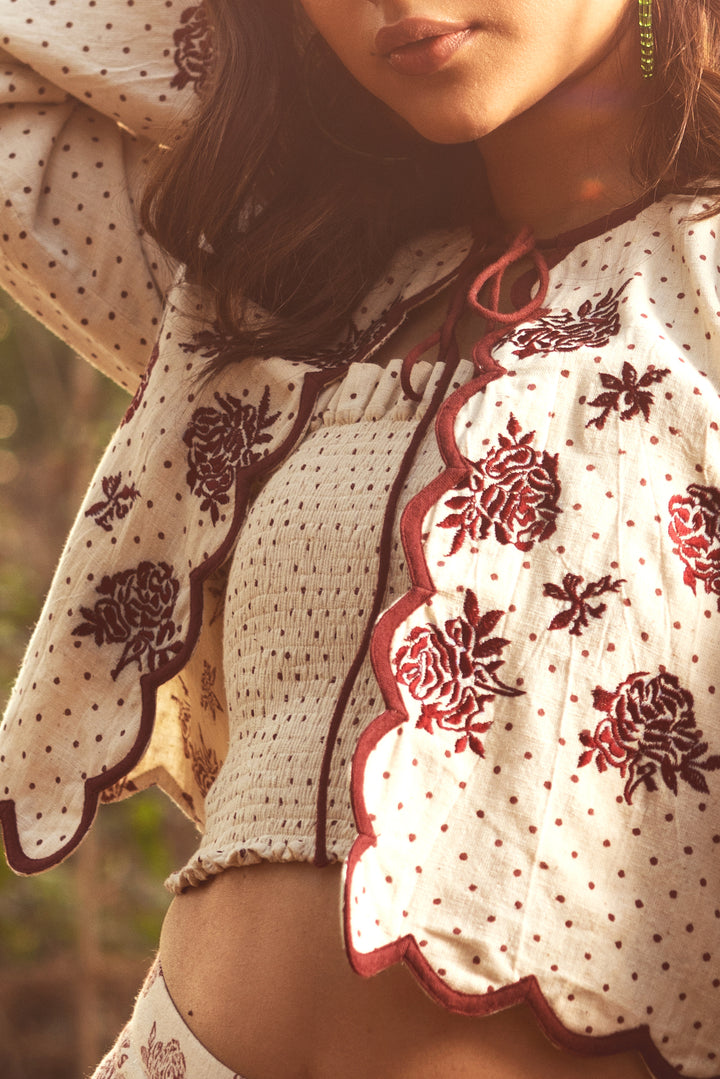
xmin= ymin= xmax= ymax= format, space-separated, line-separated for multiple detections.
xmin=476 ymin=28 xmax=652 ymax=239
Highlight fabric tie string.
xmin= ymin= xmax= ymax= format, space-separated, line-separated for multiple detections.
xmin=400 ymin=226 xmax=551 ymax=400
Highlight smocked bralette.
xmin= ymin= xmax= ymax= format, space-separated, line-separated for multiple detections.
xmin=168 ymin=356 xmax=476 ymax=891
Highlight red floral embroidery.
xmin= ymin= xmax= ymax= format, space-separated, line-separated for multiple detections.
xmin=140 ymin=1022 xmax=187 ymax=1079
xmin=544 ymin=572 xmax=625 ymax=636
xmin=121 ymin=343 xmax=159 ymax=428
xmin=579 ymin=670 xmax=720 ymax=804
xmin=72 ymin=561 xmax=183 ymax=680
xmin=439 ymin=414 xmax=562 ymax=554
xmin=585 ymin=361 xmax=671 ymax=430
xmin=668 ymin=483 xmax=720 ymax=610
xmin=393 ymin=590 xmax=524 ymax=755
xmin=170 ymin=5 xmax=213 ymax=93
xmin=184 ymin=387 xmax=280 ymax=525
xmin=85 ymin=473 xmax=140 ymax=532
xmin=504 ymin=280 xmax=631 ymax=358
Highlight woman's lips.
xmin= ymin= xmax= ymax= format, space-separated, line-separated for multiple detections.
xmin=375 ymin=18 xmax=475 ymax=76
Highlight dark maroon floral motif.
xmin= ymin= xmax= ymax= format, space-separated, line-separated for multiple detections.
xmin=121 ymin=342 xmax=160 ymax=429
xmin=72 ymin=561 xmax=183 ymax=681
xmin=173 ymin=678 xmax=220 ymax=795
xmin=99 ymin=776 xmax=138 ymax=804
xmin=140 ymin=1022 xmax=186 ymax=1079
xmin=585 ymin=360 xmax=671 ymax=430
xmin=393 ymin=590 xmax=524 ymax=755
xmin=544 ymin=572 xmax=625 ymax=636
xmin=504 ymin=280 xmax=631 ymax=359
xmin=668 ymin=483 xmax=720 ymax=611
xmin=200 ymin=660 xmax=224 ymax=721
xmin=171 ymin=5 xmax=213 ymax=93
xmin=579 ymin=670 xmax=720 ymax=804
xmin=439 ymin=414 xmax=562 ymax=554
xmin=184 ymin=386 xmax=280 ymax=525
xmin=85 ymin=473 xmax=140 ymax=532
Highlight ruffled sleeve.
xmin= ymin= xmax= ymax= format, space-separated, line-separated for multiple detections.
xmin=0 ymin=1 xmax=211 ymax=388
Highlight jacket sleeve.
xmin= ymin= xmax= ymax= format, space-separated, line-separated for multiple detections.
xmin=0 ymin=2 xmax=210 ymax=390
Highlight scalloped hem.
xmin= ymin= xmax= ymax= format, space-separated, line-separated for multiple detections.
xmin=164 ymin=835 xmax=346 ymax=893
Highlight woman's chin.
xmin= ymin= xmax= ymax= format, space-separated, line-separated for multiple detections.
xmin=397 ymin=105 xmax=502 ymax=147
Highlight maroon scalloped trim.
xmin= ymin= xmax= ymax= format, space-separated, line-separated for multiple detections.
xmin=313 ymin=244 xmax=490 ymax=864
xmin=313 ymin=338 xmax=463 ymax=866
xmin=1 ymin=249 xmax=474 ymax=877
xmin=343 ymin=353 xmax=716 ymax=1078
xmin=0 ymin=365 xmax=343 ymax=876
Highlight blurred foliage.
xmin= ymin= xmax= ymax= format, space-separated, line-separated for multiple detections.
xmin=0 ymin=291 xmax=198 ymax=1076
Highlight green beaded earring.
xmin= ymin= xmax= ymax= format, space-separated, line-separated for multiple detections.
xmin=638 ymin=0 xmax=655 ymax=79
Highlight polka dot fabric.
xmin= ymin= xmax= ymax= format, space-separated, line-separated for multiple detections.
xmin=168 ymin=358 xmax=475 ymax=887
xmin=0 ymin=1 xmax=204 ymax=388
xmin=347 ymin=198 xmax=720 ymax=1078
xmin=0 ymin=13 xmax=718 ymax=1072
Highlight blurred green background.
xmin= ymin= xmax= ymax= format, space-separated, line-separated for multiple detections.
xmin=0 ymin=291 xmax=197 ymax=1078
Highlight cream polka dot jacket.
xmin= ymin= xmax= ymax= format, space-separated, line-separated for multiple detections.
xmin=1 ymin=6 xmax=719 ymax=1077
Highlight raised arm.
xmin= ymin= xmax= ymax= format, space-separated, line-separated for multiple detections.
xmin=0 ymin=2 xmax=210 ymax=389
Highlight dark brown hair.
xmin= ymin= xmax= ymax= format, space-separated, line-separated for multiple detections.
xmin=141 ymin=0 xmax=720 ymax=365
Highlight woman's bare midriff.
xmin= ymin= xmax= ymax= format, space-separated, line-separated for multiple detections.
xmin=159 ymin=863 xmax=651 ymax=1079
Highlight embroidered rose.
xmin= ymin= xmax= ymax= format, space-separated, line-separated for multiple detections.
xmin=579 ymin=670 xmax=720 ymax=804
xmin=140 ymin=1022 xmax=186 ymax=1079
xmin=394 ymin=591 xmax=524 ymax=755
xmin=72 ymin=561 xmax=183 ymax=680
xmin=184 ymin=387 xmax=281 ymax=525
xmin=439 ymin=414 xmax=562 ymax=554
xmin=668 ymin=484 xmax=720 ymax=610
xmin=171 ymin=5 xmax=213 ymax=93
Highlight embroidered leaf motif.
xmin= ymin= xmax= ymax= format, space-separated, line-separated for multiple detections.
xmin=543 ymin=572 xmax=625 ymax=636
xmin=668 ymin=483 xmax=720 ymax=611
xmin=585 ymin=361 xmax=670 ymax=430
xmin=171 ymin=5 xmax=213 ymax=93
xmin=85 ymin=473 xmax=140 ymax=532
xmin=502 ymin=280 xmax=631 ymax=359
xmin=121 ymin=343 xmax=159 ymax=428
xmin=183 ymin=386 xmax=281 ymax=525
xmin=94 ymin=1033 xmax=132 ymax=1079
xmin=578 ymin=670 xmax=720 ymax=804
xmin=140 ymin=1021 xmax=187 ymax=1079
xmin=438 ymin=414 xmax=562 ymax=554
xmin=200 ymin=660 xmax=224 ymax=721
xmin=72 ymin=561 xmax=183 ymax=681
xmin=393 ymin=590 xmax=524 ymax=756
xmin=172 ymin=677 xmax=220 ymax=797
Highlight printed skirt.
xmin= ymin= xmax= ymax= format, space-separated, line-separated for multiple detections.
xmin=91 ymin=958 xmax=246 ymax=1079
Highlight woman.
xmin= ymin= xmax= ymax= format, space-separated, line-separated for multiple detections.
xmin=0 ymin=1 xmax=718 ymax=1076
